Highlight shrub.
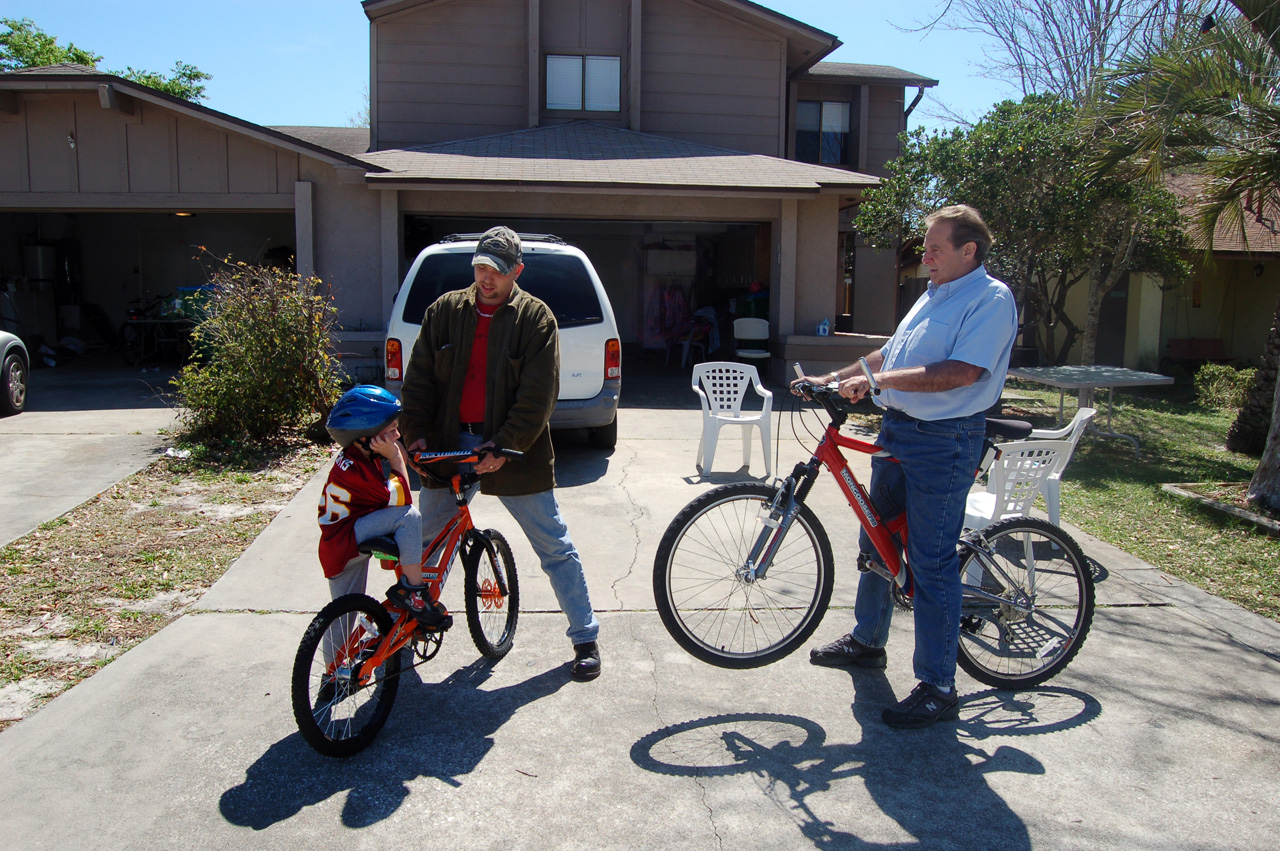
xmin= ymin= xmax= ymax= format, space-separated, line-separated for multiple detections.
xmin=1194 ymin=363 xmax=1256 ymax=410
xmin=173 ymin=257 xmax=343 ymax=443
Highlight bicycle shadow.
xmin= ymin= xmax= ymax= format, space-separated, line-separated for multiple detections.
xmin=219 ymin=658 xmax=571 ymax=830
xmin=630 ymin=675 xmax=1102 ymax=849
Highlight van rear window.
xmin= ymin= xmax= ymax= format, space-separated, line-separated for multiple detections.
xmin=401 ymin=252 xmax=604 ymax=328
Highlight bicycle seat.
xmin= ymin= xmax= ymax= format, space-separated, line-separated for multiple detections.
xmin=357 ymin=535 xmax=400 ymax=561
xmin=985 ymin=418 xmax=1033 ymax=441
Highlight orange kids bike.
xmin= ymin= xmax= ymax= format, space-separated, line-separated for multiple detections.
xmin=291 ymin=448 xmax=521 ymax=757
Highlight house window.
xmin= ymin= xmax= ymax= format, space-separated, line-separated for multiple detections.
xmin=796 ymin=101 xmax=851 ymax=165
xmin=546 ymin=54 xmax=620 ymax=112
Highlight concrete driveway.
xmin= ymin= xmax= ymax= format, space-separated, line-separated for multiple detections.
xmin=0 ymin=355 xmax=180 ymax=547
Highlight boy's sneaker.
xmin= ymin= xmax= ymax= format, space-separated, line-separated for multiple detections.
xmin=809 ymin=633 xmax=887 ymax=668
xmin=386 ymin=583 xmax=452 ymax=631
xmin=882 ymin=682 xmax=960 ymax=729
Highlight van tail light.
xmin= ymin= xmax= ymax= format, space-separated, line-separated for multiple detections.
xmin=385 ymin=338 xmax=403 ymax=381
xmin=605 ymin=338 xmax=621 ymax=380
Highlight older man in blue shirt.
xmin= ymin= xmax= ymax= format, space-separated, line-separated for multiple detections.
xmin=797 ymin=205 xmax=1017 ymax=729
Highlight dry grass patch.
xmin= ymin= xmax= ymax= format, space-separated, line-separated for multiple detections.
xmin=0 ymin=441 xmax=329 ymax=728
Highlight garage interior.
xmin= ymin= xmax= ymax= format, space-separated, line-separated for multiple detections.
xmin=404 ymin=216 xmax=772 ymax=368
xmin=0 ymin=210 xmax=295 ymax=360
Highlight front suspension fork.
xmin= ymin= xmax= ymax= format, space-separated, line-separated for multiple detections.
xmin=740 ymin=462 xmax=818 ymax=582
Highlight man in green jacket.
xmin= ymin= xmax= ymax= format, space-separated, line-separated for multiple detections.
xmin=400 ymin=226 xmax=602 ymax=680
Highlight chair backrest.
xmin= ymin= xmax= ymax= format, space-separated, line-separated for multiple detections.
xmin=692 ymin=361 xmax=760 ymax=414
xmin=1030 ymin=407 xmax=1096 ymax=474
xmin=733 ymin=317 xmax=769 ymax=344
xmin=986 ymin=439 xmax=1070 ymax=518
xmin=1030 ymin=407 xmax=1096 ymax=443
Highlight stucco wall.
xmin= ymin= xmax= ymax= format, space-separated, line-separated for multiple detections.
xmin=1162 ymin=258 xmax=1280 ymax=365
xmin=793 ymin=194 xmax=840 ymax=335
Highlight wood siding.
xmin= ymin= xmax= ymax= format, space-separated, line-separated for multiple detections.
xmin=865 ymin=85 xmax=904 ymax=176
xmin=374 ymin=0 xmax=528 ymax=149
xmin=640 ymin=0 xmax=783 ymax=155
xmin=0 ymin=92 xmax=298 ymax=203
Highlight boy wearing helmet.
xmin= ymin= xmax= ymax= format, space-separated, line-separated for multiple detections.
xmin=318 ymin=384 xmax=446 ymax=628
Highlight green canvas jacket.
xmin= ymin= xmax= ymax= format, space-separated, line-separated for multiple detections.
xmin=399 ymin=284 xmax=559 ymax=496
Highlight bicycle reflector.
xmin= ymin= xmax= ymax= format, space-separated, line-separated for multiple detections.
xmin=385 ymin=338 xmax=403 ymax=381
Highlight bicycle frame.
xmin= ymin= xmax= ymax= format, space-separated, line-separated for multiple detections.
xmin=344 ymin=449 xmax=505 ymax=687
xmin=754 ymin=387 xmax=1032 ymax=614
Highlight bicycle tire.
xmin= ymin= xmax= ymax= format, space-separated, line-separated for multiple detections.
xmin=653 ymin=482 xmax=834 ymax=668
xmin=120 ymin=322 xmax=143 ymax=366
xmin=957 ymin=517 xmax=1095 ymax=689
xmin=464 ymin=529 xmax=519 ymax=658
xmin=291 ymin=593 xmax=401 ymax=757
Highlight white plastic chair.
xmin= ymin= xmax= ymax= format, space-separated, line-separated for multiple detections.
xmin=1029 ymin=407 xmax=1097 ymax=526
xmin=964 ymin=439 xmax=1069 ymax=530
xmin=733 ymin=318 xmax=770 ymax=369
xmin=692 ymin=362 xmax=773 ymax=477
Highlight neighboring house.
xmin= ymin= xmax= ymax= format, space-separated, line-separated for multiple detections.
xmin=0 ymin=0 xmax=936 ymax=382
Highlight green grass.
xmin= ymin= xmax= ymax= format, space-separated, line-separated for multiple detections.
xmin=1006 ymin=380 xmax=1280 ymax=621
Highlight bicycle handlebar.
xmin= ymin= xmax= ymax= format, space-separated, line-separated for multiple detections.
xmin=411 ymin=447 xmax=524 ymax=466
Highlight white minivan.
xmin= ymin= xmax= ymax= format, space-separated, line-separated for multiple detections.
xmin=384 ymin=233 xmax=621 ymax=448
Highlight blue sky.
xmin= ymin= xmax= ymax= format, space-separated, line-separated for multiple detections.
xmin=5 ymin=0 xmax=1016 ymax=133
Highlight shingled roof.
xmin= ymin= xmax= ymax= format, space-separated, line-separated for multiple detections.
xmin=804 ymin=62 xmax=938 ymax=87
xmin=1168 ymin=173 xmax=1280 ymax=256
xmin=270 ymin=126 xmax=371 ymax=158
xmin=360 ymin=121 xmax=877 ymax=194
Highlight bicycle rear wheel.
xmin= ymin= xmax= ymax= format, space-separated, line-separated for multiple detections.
xmin=291 ymin=593 xmax=401 ymax=757
xmin=464 ymin=529 xmax=519 ymax=658
xmin=120 ymin=322 xmax=144 ymax=366
xmin=654 ymin=483 xmax=834 ymax=668
xmin=957 ymin=517 xmax=1094 ymax=689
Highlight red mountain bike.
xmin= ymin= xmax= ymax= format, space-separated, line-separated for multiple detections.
xmin=653 ymin=377 xmax=1094 ymax=690
xmin=291 ymin=448 xmax=521 ymax=757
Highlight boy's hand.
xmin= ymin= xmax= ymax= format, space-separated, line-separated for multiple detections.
xmin=369 ymin=430 xmax=400 ymax=461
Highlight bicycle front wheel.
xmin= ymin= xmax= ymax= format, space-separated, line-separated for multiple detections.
xmin=465 ymin=529 xmax=519 ymax=658
xmin=291 ymin=593 xmax=402 ymax=757
xmin=653 ymin=483 xmax=834 ymax=668
xmin=957 ymin=517 xmax=1095 ymax=689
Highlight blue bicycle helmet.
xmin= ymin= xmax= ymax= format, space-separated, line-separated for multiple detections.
xmin=326 ymin=385 xmax=402 ymax=449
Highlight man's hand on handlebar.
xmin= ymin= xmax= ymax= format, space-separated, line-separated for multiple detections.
xmin=474 ymin=441 xmax=506 ymax=475
xmin=405 ymin=438 xmax=428 ymax=475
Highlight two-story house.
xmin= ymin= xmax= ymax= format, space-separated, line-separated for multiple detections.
xmin=0 ymin=0 xmax=935 ymax=382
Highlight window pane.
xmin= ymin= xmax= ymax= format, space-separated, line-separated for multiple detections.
xmin=795 ymin=101 xmax=820 ymax=164
xmin=819 ymin=102 xmax=850 ymax=165
xmin=547 ymin=55 xmax=582 ymax=110
xmin=584 ymin=55 xmax=620 ymax=112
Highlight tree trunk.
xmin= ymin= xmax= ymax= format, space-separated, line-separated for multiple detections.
xmin=1226 ymin=295 xmax=1280 ymax=456
xmin=1246 ymin=366 xmax=1280 ymax=514
xmin=1080 ymin=223 xmax=1141 ymax=366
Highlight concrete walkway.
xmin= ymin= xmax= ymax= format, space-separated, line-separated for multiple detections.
xmin=0 ymin=399 xmax=1277 ymax=849
xmin=0 ymin=357 xmax=180 ymax=547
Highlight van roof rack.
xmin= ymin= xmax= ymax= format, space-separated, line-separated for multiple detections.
xmin=439 ymin=233 xmax=567 ymax=245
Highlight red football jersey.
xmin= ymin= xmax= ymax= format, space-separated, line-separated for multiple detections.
xmin=317 ymin=449 xmax=412 ymax=578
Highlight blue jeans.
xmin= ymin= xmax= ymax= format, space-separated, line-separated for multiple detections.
xmin=418 ymin=431 xmax=600 ymax=646
xmin=328 ymin=503 xmax=423 ymax=601
xmin=851 ymin=409 xmax=985 ymax=690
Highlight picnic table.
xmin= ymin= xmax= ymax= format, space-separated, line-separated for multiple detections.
xmin=1007 ymin=365 xmax=1174 ymax=458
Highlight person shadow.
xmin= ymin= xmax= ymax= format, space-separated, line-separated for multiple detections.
xmin=631 ymin=672 xmax=1101 ymax=849
xmin=219 ymin=658 xmax=570 ymax=829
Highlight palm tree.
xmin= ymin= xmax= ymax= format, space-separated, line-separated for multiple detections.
xmin=1097 ymin=1 xmax=1280 ymax=513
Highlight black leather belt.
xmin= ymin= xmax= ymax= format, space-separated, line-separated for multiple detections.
xmin=460 ymin=422 xmax=484 ymax=435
